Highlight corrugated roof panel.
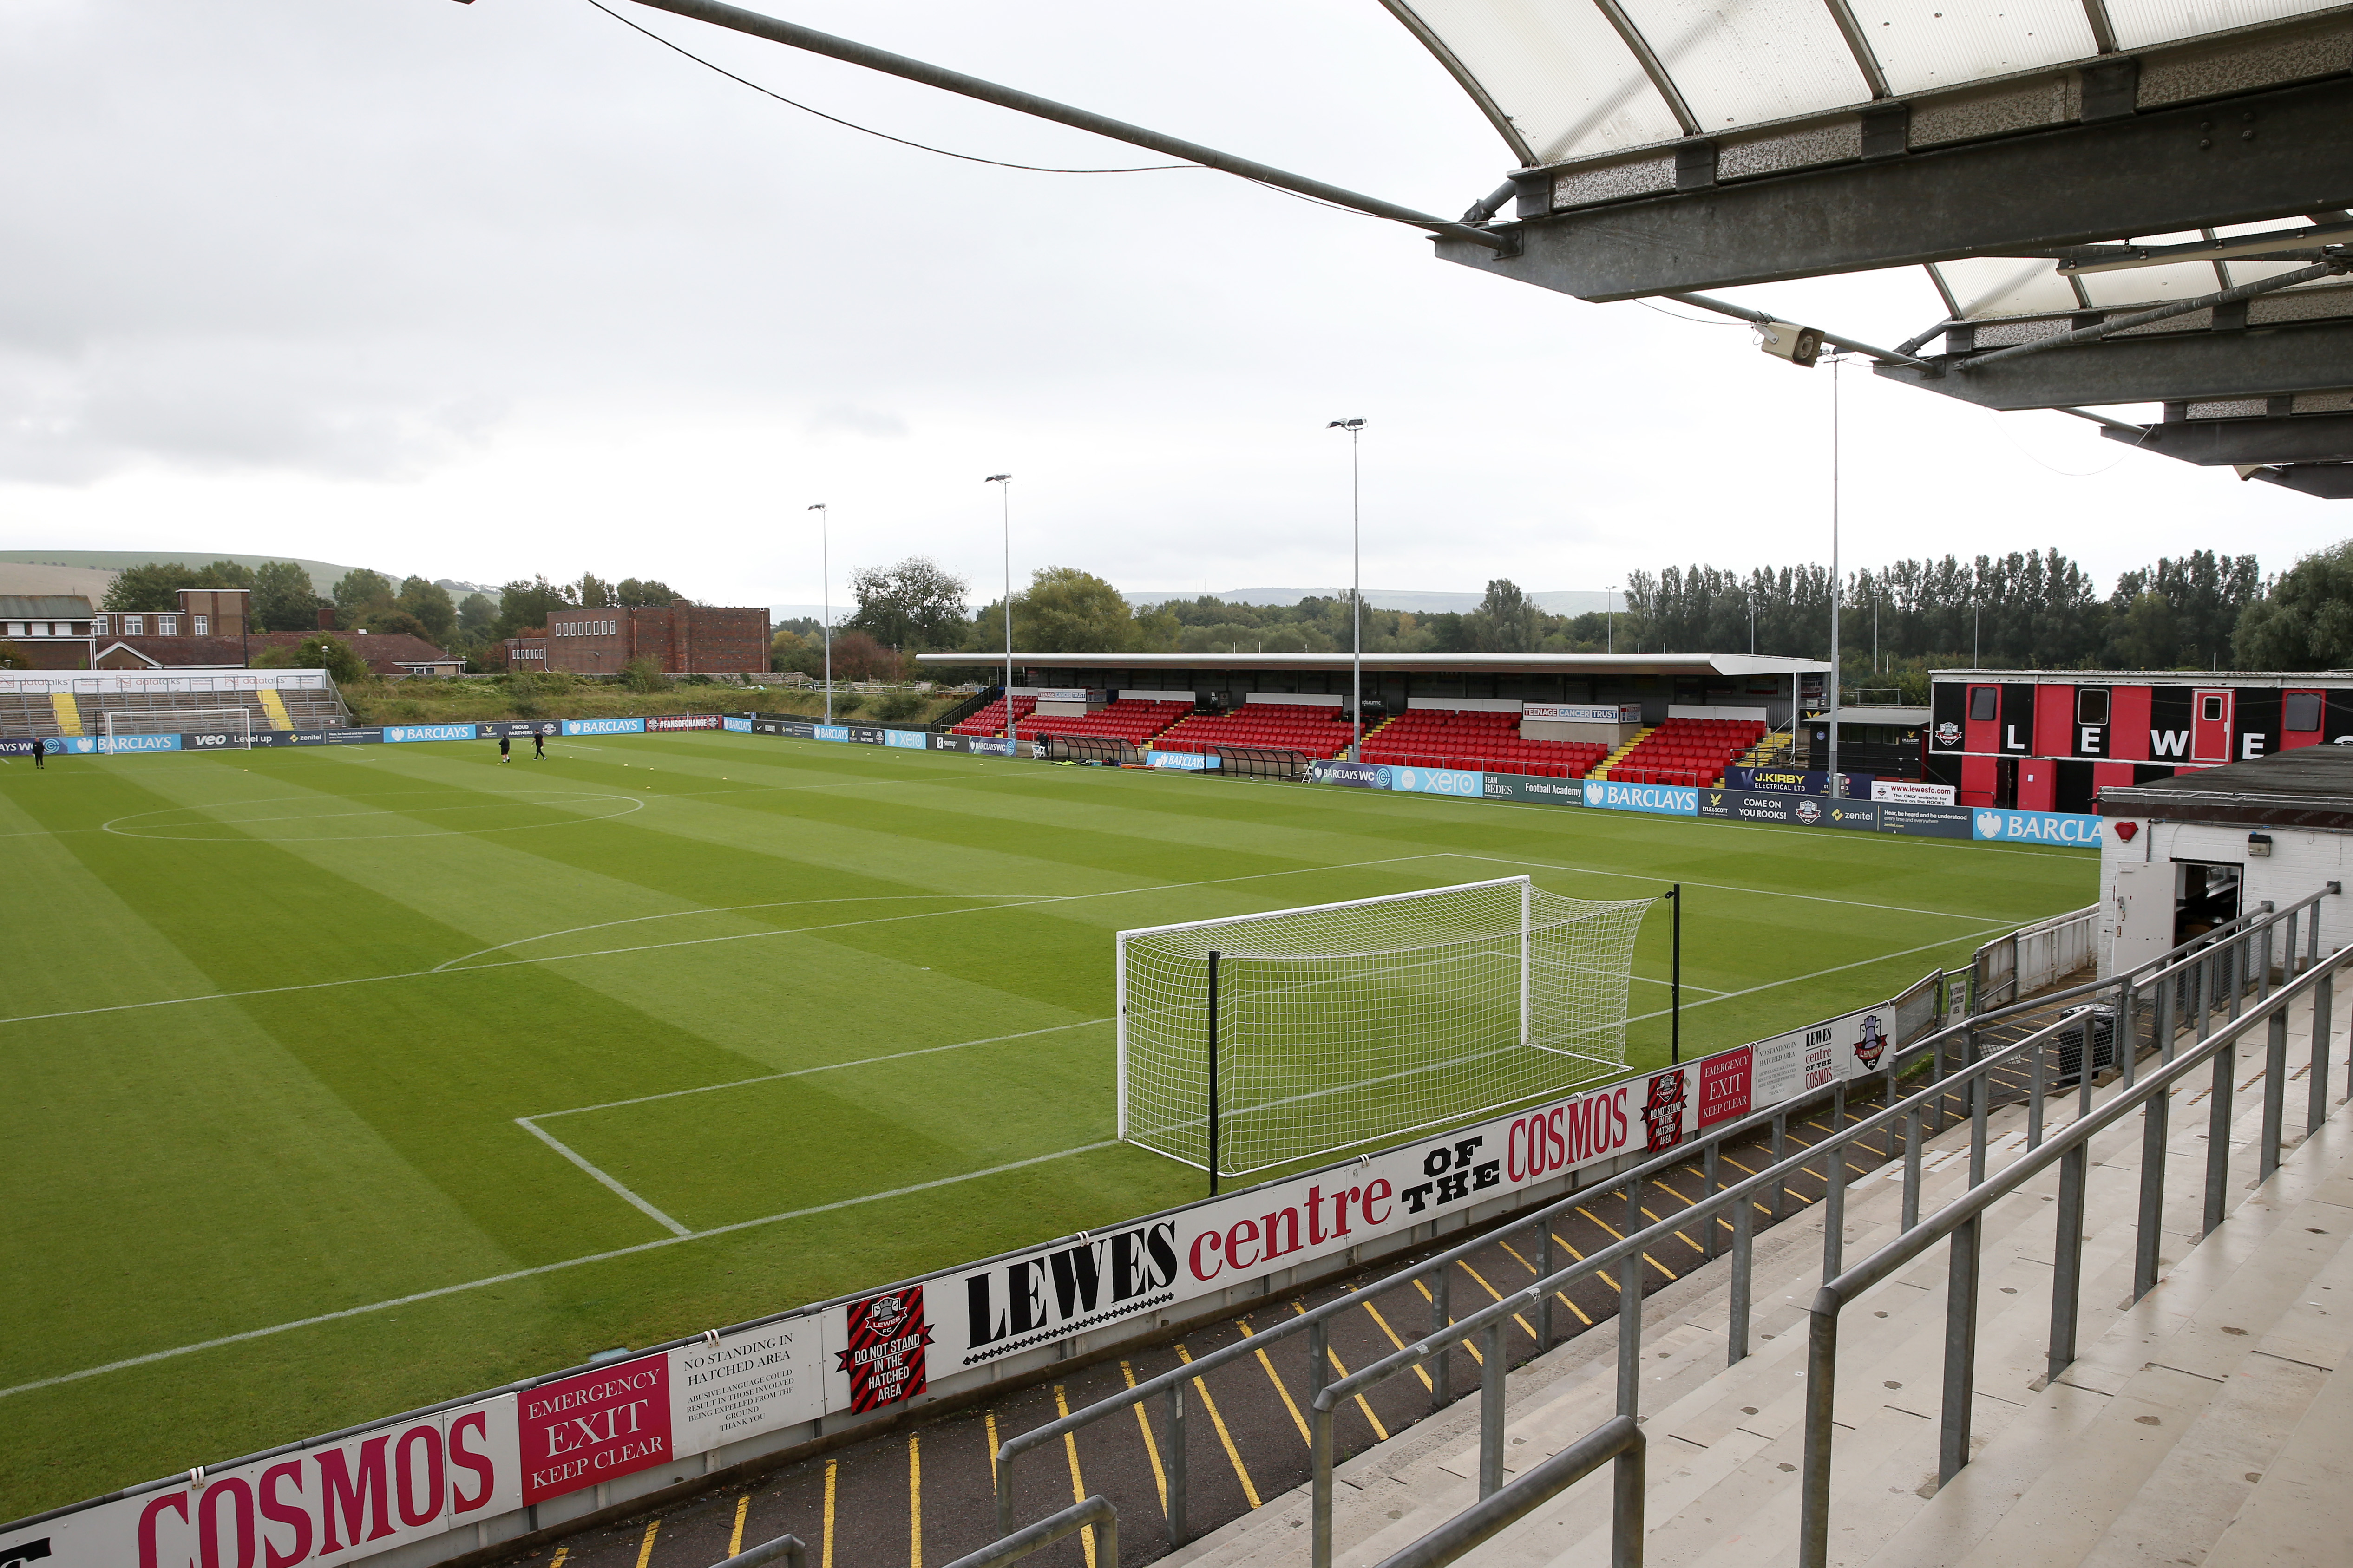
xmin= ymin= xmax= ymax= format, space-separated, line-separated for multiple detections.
xmin=1396 ymin=0 xmax=1685 ymax=163
xmin=1934 ymin=255 xmax=2083 ymax=318
xmin=1845 ymin=0 xmax=2097 ymax=95
xmin=2106 ymin=0 xmax=2343 ymax=52
xmin=1615 ymin=0 xmax=1871 ymax=130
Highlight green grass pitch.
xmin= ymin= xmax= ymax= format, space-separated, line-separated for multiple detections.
xmin=0 ymin=732 xmax=2092 ymax=1516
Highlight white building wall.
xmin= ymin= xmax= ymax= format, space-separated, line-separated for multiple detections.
xmin=2097 ymin=814 xmax=2353 ymax=974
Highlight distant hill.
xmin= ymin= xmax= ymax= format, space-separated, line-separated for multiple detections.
xmin=0 ymin=550 xmax=386 ymax=599
xmin=0 ymin=562 xmax=122 ymax=603
xmin=1125 ymin=587 xmax=1613 ymax=615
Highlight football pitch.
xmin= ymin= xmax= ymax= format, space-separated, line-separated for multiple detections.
xmin=0 ymin=731 xmax=2092 ymax=1517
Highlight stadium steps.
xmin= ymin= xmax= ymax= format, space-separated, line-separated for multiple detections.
xmin=1591 ymin=727 xmax=1653 ymax=780
xmin=257 ymin=688 xmax=294 ymax=730
xmin=50 ymin=692 xmax=82 ymax=735
xmin=1161 ymin=1021 xmax=2353 ymax=1568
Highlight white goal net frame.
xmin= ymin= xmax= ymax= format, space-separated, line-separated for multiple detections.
xmin=1116 ymin=875 xmax=1654 ymax=1177
xmin=102 ymin=708 xmax=253 ymax=749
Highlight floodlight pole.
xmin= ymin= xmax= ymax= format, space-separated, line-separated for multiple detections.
xmin=1328 ymin=419 xmax=1366 ymax=759
xmin=1606 ymin=586 xmax=1616 ymax=655
xmin=1827 ymin=358 xmax=1842 ymax=798
xmin=808 ymin=503 xmax=831 ymax=723
xmin=987 ymin=475 xmax=1013 ymax=738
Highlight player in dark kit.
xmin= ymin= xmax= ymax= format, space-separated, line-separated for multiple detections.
xmin=31 ymin=736 xmax=46 ymax=770
xmin=532 ymin=730 xmax=545 ymax=759
xmin=498 ymin=735 xmax=511 ymax=765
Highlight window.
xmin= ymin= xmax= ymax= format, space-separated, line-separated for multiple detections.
xmin=2076 ymin=687 xmax=2109 ymax=725
xmin=2201 ymin=694 xmax=2224 ymax=721
xmin=2285 ymin=692 xmax=2322 ymax=732
xmin=91 ymin=615 xmax=108 ymax=635
xmin=192 ymin=616 xmax=208 ymax=636
xmin=3 ymin=623 xmax=22 ymax=637
xmin=1968 ymin=686 xmax=1997 ymax=722
xmin=124 ymin=615 xmax=144 ymax=635
xmin=157 ymin=616 xmax=178 ymax=635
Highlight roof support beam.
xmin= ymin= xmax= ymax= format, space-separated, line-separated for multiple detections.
xmin=1874 ymin=319 xmax=2353 ymax=410
xmin=1586 ymin=0 xmax=1704 ymax=136
xmin=2104 ymin=412 xmax=2353 ymax=465
xmin=1439 ymin=74 xmax=2353 ymax=299
xmin=1961 ymin=259 xmax=2350 ymax=369
xmin=2250 ymin=464 xmax=2353 ymax=499
xmin=1817 ymin=0 xmax=1892 ymax=99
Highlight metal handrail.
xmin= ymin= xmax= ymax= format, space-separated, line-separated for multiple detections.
xmin=1794 ymin=936 xmax=2349 ymax=1567
xmin=706 ymin=1533 xmax=807 ymax=1568
xmin=1367 ymin=1415 xmax=1645 ymax=1568
xmin=996 ymin=888 xmax=2334 ymax=1566
xmin=943 ymin=1496 xmax=1117 ymax=1568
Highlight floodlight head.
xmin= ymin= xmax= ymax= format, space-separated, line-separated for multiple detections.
xmin=1327 ymin=418 xmax=1366 ymax=431
xmin=985 ymin=473 xmax=1012 ymax=483
xmin=1755 ymin=321 xmax=1823 ymax=367
xmin=807 ymin=503 xmax=825 ymax=510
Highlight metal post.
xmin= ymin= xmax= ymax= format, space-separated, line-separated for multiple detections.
xmin=2204 ymin=1040 xmax=2236 ymax=1236
xmin=808 ymin=503 xmax=832 ymax=725
xmin=2310 ymin=967 xmax=2335 ymax=1146
xmin=1308 ymin=1317 xmax=1329 ymax=1407
xmin=1828 ymin=355 xmax=1843 ymax=797
xmin=2261 ymin=1004 xmax=2289 ymax=1183
xmin=991 ymin=475 xmax=1013 ymax=742
xmin=1206 ymin=951 xmax=1221 ymax=1196
xmin=1728 ymin=1197 xmax=1753 ymax=1365
xmin=995 ymin=1439 xmax=1015 ymax=1538
xmin=1432 ymin=1267 xmax=1451 ymax=1411
xmin=1167 ymin=1383 xmax=1188 ymax=1547
xmin=2134 ymin=1078 xmax=2169 ymax=1301
xmin=1308 ymin=1400 xmax=1331 ymax=1568
xmin=1618 ymin=1258 xmax=1643 ymax=1419
xmin=1536 ymin=1222 xmax=1555 ymax=1348
xmin=1771 ymin=1113 xmax=1788 ymax=1220
xmin=2259 ymin=911 xmax=2276 ymax=1002
xmin=1799 ymin=1306 xmax=1840 ymax=1568
xmin=1612 ymin=1433 xmax=1646 ymax=1568
xmin=1902 ymin=1109 xmax=1922 ymax=1232
xmin=2028 ymin=1035 xmax=2046 ymax=1149
xmin=1970 ymin=1069 xmax=1989 ymax=1188
xmin=1479 ymin=1321 xmax=1506 ymax=1498
xmin=2079 ymin=1010 xmax=2096 ymax=1122
xmin=1940 ymin=1216 xmax=1981 ymax=1485
xmin=2120 ymin=976 xmax=2139 ymax=1089
xmin=2157 ymin=961 xmax=2176 ymax=1064
xmin=1823 ymin=1085 xmax=1847 ymax=1280
xmin=1703 ymin=1143 xmax=1721 ymax=1262
xmin=2049 ymin=1143 xmax=2086 ymax=1381
xmin=2287 ymin=910 xmax=2301 ymax=978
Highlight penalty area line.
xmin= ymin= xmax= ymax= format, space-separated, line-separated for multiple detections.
xmin=0 ymin=1140 xmax=1118 ymax=1405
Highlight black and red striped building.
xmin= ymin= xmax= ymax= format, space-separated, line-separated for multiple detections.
xmin=1926 ymin=672 xmax=2353 ymax=813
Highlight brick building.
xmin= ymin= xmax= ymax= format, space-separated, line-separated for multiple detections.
xmin=505 ymin=601 xmax=769 ymax=676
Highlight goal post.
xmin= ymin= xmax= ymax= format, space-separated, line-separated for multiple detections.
xmin=101 ymin=708 xmax=253 ymax=749
xmin=1116 ymin=876 xmax=1655 ymax=1177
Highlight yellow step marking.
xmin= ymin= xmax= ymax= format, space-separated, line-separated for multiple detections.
xmin=1175 ymin=1344 xmax=1261 ymax=1509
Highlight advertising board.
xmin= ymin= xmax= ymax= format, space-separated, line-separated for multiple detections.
xmin=1388 ymin=765 xmax=1482 ymax=799
xmin=477 ymin=721 xmax=559 ymax=739
xmin=1875 ymin=801 xmax=1973 ymax=839
xmin=1871 ymin=778 xmax=1956 ymax=804
xmin=1146 ymin=750 xmax=1218 ymax=770
xmin=1305 ymin=758 xmax=1383 ymax=788
xmin=646 ymin=714 xmax=722 ymax=732
xmin=1476 ymin=773 xmax=1586 ymax=806
xmin=884 ymin=729 xmax=929 ymax=749
xmin=1582 ymin=779 xmax=1697 ymax=816
xmin=1724 ymin=767 xmax=1874 ymax=797
xmin=383 ymin=724 xmax=478 ymax=744
xmin=722 ymin=717 xmax=753 ymax=733
xmin=1521 ymin=703 xmax=1642 ymax=724
xmin=1970 ymin=808 xmax=2104 ymax=847
xmin=563 ymin=718 xmax=646 ymax=737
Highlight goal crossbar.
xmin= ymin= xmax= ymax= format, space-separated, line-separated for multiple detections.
xmin=1116 ymin=875 xmax=1653 ymax=1177
xmin=101 ymin=707 xmax=254 ymax=748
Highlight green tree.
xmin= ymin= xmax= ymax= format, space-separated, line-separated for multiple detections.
xmin=2235 ymin=542 xmax=2353 ymax=669
xmin=194 ymin=560 xmax=257 ymax=590
xmin=972 ymin=566 xmax=1143 ymax=653
xmin=103 ymin=562 xmax=199 ymax=611
xmin=846 ymin=556 xmax=971 ymax=650
xmin=332 ymin=569 xmax=395 ymax=622
xmin=576 ymin=573 xmax=616 ymax=608
xmin=253 ymin=632 xmax=370 ymax=683
xmin=771 ymin=627 xmax=823 ymax=676
xmin=2106 ymin=591 xmax=2179 ymax=669
xmin=2111 ymin=550 xmax=2261 ymax=669
xmin=1464 ymin=579 xmax=1543 ymax=653
xmin=495 ymin=576 xmax=577 ymax=638
xmin=252 ymin=560 xmax=323 ymax=631
xmin=349 ymin=607 xmax=428 ymax=639
xmin=457 ymin=592 xmax=499 ymax=639
xmin=396 ymin=576 xmax=456 ymax=642
xmin=827 ymin=629 xmax=902 ymax=681
xmin=618 ymin=655 xmax=668 ymax=692
xmin=614 ymin=577 xmax=680 ymax=607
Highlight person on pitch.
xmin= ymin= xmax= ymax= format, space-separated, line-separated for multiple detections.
xmin=498 ymin=734 xmax=511 ymax=765
xmin=533 ymin=730 xmax=546 ymax=760
xmin=30 ymin=736 xmax=46 ymax=770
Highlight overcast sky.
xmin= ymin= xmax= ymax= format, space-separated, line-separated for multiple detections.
xmin=0 ymin=0 xmax=2337 ymax=612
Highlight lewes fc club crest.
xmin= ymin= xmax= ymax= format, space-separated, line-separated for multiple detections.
xmin=1642 ymin=1069 xmax=1689 ymax=1153
xmin=1934 ymin=720 xmax=1962 ymax=747
xmin=1795 ymin=800 xmax=1822 ymax=825
xmin=839 ymin=1287 xmax=934 ymax=1412
xmin=1854 ymin=1013 xmax=1889 ymax=1071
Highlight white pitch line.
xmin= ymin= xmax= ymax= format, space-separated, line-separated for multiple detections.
xmin=0 ymin=1139 xmax=1119 ymax=1404
xmin=515 ymin=1118 xmax=691 ymax=1236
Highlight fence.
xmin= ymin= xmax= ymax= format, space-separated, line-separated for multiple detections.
xmin=1970 ymin=902 xmax=2098 ymax=1008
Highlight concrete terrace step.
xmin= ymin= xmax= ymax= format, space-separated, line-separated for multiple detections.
xmin=1160 ymin=1015 xmax=2348 ymax=1568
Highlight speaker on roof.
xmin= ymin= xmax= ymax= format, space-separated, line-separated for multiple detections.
xmin=1756 ymin=321 xmax=1823 ymax=367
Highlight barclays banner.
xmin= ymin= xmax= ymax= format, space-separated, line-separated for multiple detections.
xmin=1305 ymin=758 xmax=1383 ymax=788
xmin=1583 ymin=778 xmax=1698 ymax=816
xmin=1970 ymin=807 xmax=2104 ymax=847
xmin=1146 ymin=750 xmax=1218 ymax=771
xmin=563 ymin=718 xmax=646 ymax=737
xmin=383 ymin=723 xmax=479 ymax=744
xmin=722 ymin=716 xmax=753 ymax=732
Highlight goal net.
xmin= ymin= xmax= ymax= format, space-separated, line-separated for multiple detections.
xmin=1117 ymin=876 xmax=1653 ymax=1176
xmin=102 ymin=708 xmax=253 ymax=749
